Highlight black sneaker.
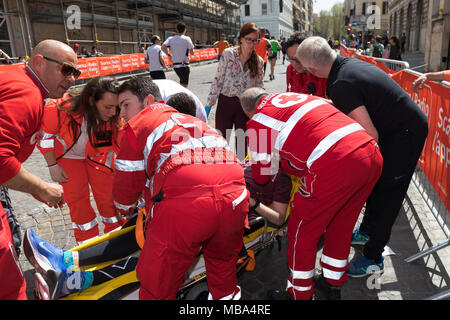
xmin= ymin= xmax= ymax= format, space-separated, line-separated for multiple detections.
xmin=267 ymin=289 xmax=293 ymax=300
xmin=313 ymin=275 xmax=341 ymax=300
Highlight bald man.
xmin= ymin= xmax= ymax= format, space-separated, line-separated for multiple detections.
xmin=296 ymin=36 xmax=428 ymax=278
xmin=0 ymin=39 xmax=78 ymax=299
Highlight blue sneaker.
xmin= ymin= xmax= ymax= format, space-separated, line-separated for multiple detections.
xmin=351 ymin=228 xmax=370 ymax=245
xmin=347 ymin=256 xmax=384 ymax=278
xmin=46 ymin=269 xmax=93 ymax=300
xmin=23 ymin=228 xmax=72 ymax=273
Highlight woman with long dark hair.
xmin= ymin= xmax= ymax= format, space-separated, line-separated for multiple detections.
xmin=389 ymin=36 xmax=402 ymax=60
xmin=37 ymin=76 xmax=126 ymax=243
xmin=205 ymin=22 xmax=264 ymax=160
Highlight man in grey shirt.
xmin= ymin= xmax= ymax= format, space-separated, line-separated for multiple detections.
xmin=162 ymin=22 xmax=195 ymax=88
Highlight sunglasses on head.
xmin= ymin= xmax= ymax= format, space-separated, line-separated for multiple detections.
xmin=43 ymin=56 xmax=82 ymax=79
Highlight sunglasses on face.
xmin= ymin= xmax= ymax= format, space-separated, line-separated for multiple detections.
xmin=287 ymin=56 xmax=300 ymax=63
xmin=43 ymin=56 xmax=82 ymax=79
xmin=244 ymin=37 xmax=260 ymax=45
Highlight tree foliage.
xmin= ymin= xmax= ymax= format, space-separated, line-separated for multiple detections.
xmin=313 ymin=2 xmax=345 ymax=40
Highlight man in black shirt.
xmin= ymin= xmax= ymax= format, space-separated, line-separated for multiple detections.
xmin=296 ymin=36 xmax=428 ymax=279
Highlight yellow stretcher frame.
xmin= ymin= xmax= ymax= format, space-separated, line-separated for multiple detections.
xmin=53 ymin=174 xmax=302 ymax=300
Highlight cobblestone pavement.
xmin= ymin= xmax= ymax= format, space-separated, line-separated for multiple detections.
xmin=9 ymin=57 xmax=450 ymax=300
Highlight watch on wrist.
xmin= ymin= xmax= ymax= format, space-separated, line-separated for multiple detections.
xmin=250 ymin=199 xmax=260 ymax=211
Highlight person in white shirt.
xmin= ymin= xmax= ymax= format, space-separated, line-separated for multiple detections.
xmin=145 ymin=35 xmax=168 ymax=80
xmin=161 ymin=22 xmax=195 ymax=88
xmin=153 ymin=79 xmax=207 ymax=122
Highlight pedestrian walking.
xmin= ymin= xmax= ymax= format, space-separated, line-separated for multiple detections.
xmin=388 ymin=36 xmax=402 ymax=60
xmin=297 ymin=36 xmax=428 ymax=278
xmin=369 ymin=35 xmax=384 ymax=58
xmin=268 ymin=36 xmax=281 ymax=80
xmin=161 ymin=22 xmax=195 ymax=88
xmin=280 ymin=37 xmax=287 ymax=64
xmin=401 ymin=33 xmax=406 ymax=53
xmin=145 ymin=35 xmax=168 ymax=80
xmin=213 ymin=34 xmax=229 ymax=61
xmin=254 ymin=28 xmax=272 ymax=77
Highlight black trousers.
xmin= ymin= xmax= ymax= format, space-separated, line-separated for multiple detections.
xmin=360 ymin=126 xmax=428 ymax=262
xmin=174 ymin=66 xmax=190 ymax=85
xmin=149 ymin=70 xmax=166 ymax=80
xmin=215 ymin=94 xmax=249 ymax=161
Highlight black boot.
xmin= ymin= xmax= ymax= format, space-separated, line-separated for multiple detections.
xmin=313 ymin=275 xmax=341 ymax=300
xmin=267 ymin=289 xmax=293 ymax=300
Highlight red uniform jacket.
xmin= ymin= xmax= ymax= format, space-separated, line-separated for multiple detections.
xmin=286 ymin=64 xmax=328 ymax=98
xmin=113 ymin=103 xmax=239 ymax=214
xmin=0 ymin=66 xmax=49 ymax=184
xmin=246 ymin=93 xmax=374 ymax=195
xmin=37 ymin=94 xmax=123 ymax=173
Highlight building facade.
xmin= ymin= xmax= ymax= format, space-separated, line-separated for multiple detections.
xmin=0 ymin=0 xmax=245 ymax=58
xmin=344 ymin=0 xmax=390 ymax=40
xmin=292 ymin=0 xmax=314 ymax=36
xmin=240 ymin=0 xmax=293 ymax=40
xmin=389 ymin=0 xmax=449 ymax=71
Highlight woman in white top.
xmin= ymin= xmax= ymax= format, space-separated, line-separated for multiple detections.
xmin=145 ymin=35 xmax=168 ymax=80
xmin=205 ymin=22 xmax=264 ymax=160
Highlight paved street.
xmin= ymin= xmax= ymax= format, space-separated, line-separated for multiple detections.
xmin=10 ymin=55 xmax=450 ymax=300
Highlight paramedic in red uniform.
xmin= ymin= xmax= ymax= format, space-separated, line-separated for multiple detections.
xmin=0 ymin=39 xmax=78 ymax=299
xmin=285 ymin=32 xmax=327 ymax=98
xmin=112 ymin=77 xmax=249 ymax=300
xmin=37 ymin=77 xmax=126 ymax=243
xmin=239 ymin=88 xmax=383 ymax=300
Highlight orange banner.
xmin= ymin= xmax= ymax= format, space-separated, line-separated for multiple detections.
xmin=0 ymin=49 xmax=218 ymax=78
xmin=391 ymin=71 xmax=450 ymax=211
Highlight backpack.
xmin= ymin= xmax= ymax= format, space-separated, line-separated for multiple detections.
xmin=372 ymin=44 xmax=382 ymax=58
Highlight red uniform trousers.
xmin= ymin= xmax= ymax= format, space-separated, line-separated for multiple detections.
xmin=137 ymin=163 xmax=249 ymax=300
xmin=287 ymin=141 xmax=382 ymax=300
xmin=58 ymin=158 xmax=124 ymax=242
xmin=0 ymin=204 xmax=26 ymax=300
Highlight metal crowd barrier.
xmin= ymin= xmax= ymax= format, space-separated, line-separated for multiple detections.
xmin=372 ymin=57 xmax=410 ymax=72
xmin=400 ymin=69 xmax=450 ymax=300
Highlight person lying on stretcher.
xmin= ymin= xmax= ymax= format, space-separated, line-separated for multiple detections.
xmin=23 ymin=95 xmax=292 ymax=300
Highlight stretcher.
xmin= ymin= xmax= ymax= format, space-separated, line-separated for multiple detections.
xmin=32 ymin=175 xmax=302 ymax=300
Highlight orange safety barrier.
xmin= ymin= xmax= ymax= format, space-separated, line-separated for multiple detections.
xmin=0 ymin=49 xmax=219 ymax=77
xmin=339 ymin=45 xmax=356 ymax=58
xmin=351 ymin=49 xmax=449 ymax=213
xmin=340 ymin=44 xmax=449 ymax=212
xmin=391 ymin=71 xmax=449 ymax=212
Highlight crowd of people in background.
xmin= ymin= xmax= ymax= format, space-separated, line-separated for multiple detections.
xmin=325 ymin=32 xmax=405 ymax=61
xmin=1 ymin=28 xmax=411 ymax=68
